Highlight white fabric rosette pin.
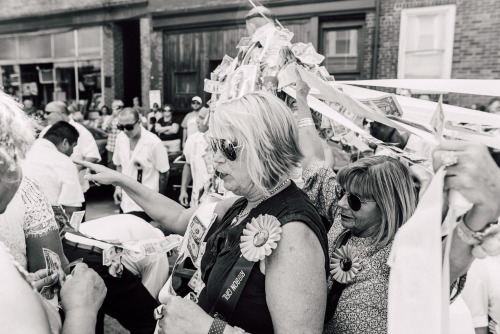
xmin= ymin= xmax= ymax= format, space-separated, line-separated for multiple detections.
xmin=240 ymin=214 xmax=282 ymax=262
xmin=330 ymin=245 xmax=361 ymax=284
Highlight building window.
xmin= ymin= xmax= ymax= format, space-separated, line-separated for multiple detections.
xmin=0 ymin=38 xmax=17 ymax=60
xmin=18 ymin=35 xmax=51 ymax=59
xmin=174 ymin=72 xmax=197 ymax=94
xmin=398 ymin=5 xmax=456 ymax=79
xmin=0 ymin=27 xmax=103 ymax=109
xmin=77 ymin=27 xmax=101 ymax=57
xmin=321 ymin=20 xmax=364 ymax=79
xmin=54 ymin=31 xmax=75 ymax=58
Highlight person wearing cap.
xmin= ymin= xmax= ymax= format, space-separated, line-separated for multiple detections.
xmin=181 ymin=96 xmax=203 ymax=147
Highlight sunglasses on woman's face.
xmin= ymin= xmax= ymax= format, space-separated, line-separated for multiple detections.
xmin=209 ymin=138 xmax=243 ymax=161
xmin=335 ymin=184 xmax=375 ymax=212
xmin=117 ymin=120 xmax=139 ymax=131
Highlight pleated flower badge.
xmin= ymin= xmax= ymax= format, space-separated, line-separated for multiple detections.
xmin=330 ymin=245 xmax=361 ymax=284
xmin=240 ymin=214 xmax=282 ymax=262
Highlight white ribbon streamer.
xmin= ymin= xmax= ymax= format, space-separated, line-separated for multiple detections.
xmin=338 ymin=79 xmax=500 ymax=97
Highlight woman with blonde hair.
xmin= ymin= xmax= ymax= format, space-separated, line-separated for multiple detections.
xmin=80 ymin=91 xmax=330 ymax=333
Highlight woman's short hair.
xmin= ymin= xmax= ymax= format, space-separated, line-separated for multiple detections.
xmin=0 ymin=90 xmax=35 ymax=182
xmin=337 ymin=155 xmax=417 ymax=248
xmin=210 ymin=91 xmax=303 ymax=195
xmin=162 ymin=104 xmax=173 ymax=112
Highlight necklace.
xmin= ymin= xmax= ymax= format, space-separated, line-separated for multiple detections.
xmin=230 ymin=178 xmax=291 ymax=226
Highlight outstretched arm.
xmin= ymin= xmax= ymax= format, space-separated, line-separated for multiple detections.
xmin=76 ymin=160 xmax=194 ymax=235
xmin=295 ymin=71 xmax=325 ymax=171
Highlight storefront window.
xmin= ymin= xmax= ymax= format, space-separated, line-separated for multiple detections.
xmin=0 ymin=65 xmax=21 ymax=101
xmin=18 ymin=35 xmax=51 ymax=59
xmin=55 ymin=62 xmax=76 ymax=103
xmin=78 ymin=27 xmax=101 ymax=57
xmin=54 ymin=31 xmax=75 ymax=58
xmin=78 ymin=60 xmax=102 ymax=110
xmin=1 ymin=27 xmax=102 ymax=109
xmin=0 ymin=38 xmax=17 ymax=60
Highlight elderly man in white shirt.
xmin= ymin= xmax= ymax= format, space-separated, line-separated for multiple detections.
xmin=41 ymin=101 xmax=100 ymax=210
xmin=23 ymin=121 xmax=84 ymax=224
xmin=113 ymin=107 xmax=170 ymax=221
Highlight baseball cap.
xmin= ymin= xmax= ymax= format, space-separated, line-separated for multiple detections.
xmin=192 ymin=96 xmax=202 ymax=104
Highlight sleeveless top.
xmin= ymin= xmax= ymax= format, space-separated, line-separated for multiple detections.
xmin=197 ymin=182 xmax=330 ymax=333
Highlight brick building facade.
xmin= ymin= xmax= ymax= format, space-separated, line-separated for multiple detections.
xmin=1 ymin=0 xmax=498 ymax=114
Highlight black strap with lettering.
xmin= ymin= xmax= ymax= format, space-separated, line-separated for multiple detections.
xmin=209 ymin=255 xmax=255 ymax=321
xmin=137 ymin=169 xmax=143 ymax=183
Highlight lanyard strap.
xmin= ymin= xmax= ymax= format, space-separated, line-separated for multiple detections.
xmin=209 ymin=255 xmax=255 ymax=321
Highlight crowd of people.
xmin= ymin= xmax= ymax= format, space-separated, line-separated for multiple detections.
xmin=1 ymin=5 xmax=500 ymax=334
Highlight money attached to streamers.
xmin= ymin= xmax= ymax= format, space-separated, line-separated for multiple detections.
xmin=290 ymin=42 xmax=325 ymax=66
xmin=69 ymin=210 xmax=85 ymax=232
xmin=430 ymin=95 xmax=445 ymax=140
xmin=103 ymin=246 xmax=123 ymax=266
xmin=204 ymin=79 xmax=225 ymax=94
xmin=120 ymin=235 xmax=183 ymax=262
xmin=142 ymin=242 xmax=157 ymax=256
xmin=124 ymin=249 xmax=147 ymax=263
xmin=359 ymin=94 xmax=404 ymax=118
xmin=108 ymin=253 xmax=123 ymax=278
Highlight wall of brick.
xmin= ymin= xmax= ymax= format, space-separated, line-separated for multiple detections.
xmin=102 ymin=24 xmax=114 ymax=108
xmin=112 ymin=23 xmax=124 ymax=103
xmin=361 ymin=12 xmax=375 ymax=79
xmin=140 ymin=16 xmax=152 ymax=112
xmin=375 ymin=0 xmax=500 ymax=107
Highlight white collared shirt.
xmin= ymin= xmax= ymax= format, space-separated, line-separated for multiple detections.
xmin=40 ymin=119 xmax=101 ymax=193
xmin=23 ymin=139 xmax=84 ymax=207
xmin=183 ymin=131 xmax=210 ymax=206
xmin=113 ymin=127 xmax=170 ymax=213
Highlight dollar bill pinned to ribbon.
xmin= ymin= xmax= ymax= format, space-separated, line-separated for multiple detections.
xmin=69 ymin=210 xmax=85 ymax=232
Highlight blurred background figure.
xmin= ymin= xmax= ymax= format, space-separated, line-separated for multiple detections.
xmin=102 ymin=99 xmax=124 ymax=170
xmin=155 ymin=104 xmax=181 ymax=154
xmin=487 ymin=97 xmax=500 ymax=115
xmin=179 ymin=106 xmax=210 ymax=207
xmin=181 ymin=96 xmax=203 ymax=147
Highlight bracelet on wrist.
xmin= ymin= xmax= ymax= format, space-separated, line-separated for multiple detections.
xmin=297 ymin=118 xmax=315 ymax=129
xmin=456 ymin=214 xmax=500 ymax=245
xmin=208 ymin=317 xmax=227 ymax=334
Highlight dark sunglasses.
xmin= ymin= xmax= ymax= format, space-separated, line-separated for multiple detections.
xmin=209 ymin=138 xmax=243 ymax=161
xmin=44 ymin=110 xmax=55 ymax=115
xmin=191 ymin=101 xmax=201 ymax=105
xmin=335 ymin=184 xmax=375 ymax=211
xmin=117 ymin=120 xmax=139 ymax=131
